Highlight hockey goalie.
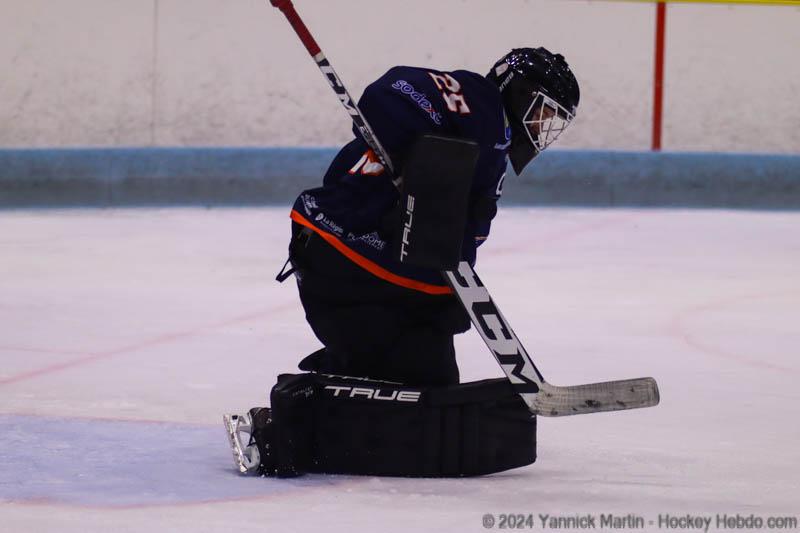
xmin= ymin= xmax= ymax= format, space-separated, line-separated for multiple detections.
xmin=225 ymin=48 xmax=584 ymax=478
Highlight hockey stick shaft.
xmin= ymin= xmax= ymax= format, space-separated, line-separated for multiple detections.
xmin=269 ymin=0 xmax=395 ymax=174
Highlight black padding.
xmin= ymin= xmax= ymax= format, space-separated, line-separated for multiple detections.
xmin=268 ymin=373 xmax=316 ymax=477
xmin=265 ymin=372 xmax=536 ymax=477
xmin=394 ymin=135 xmax=480 ymax=270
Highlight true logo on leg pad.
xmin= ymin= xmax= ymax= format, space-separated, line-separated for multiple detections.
xmin=325 ymin=385 xmax=421 ymax=402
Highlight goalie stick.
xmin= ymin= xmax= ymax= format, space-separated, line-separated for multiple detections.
xmin=268 ymin=0 xmax=660 ymax=416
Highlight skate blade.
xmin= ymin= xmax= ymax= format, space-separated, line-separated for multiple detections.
xmin=222 ymin=413 xmax=261 ymax=475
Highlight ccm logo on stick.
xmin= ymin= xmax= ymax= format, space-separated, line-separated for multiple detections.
xmin=399 ymin=195 xmax=415 ymax=262
xmin=325 ymin=385 xmax=421 ymax=402
xmin=450 ymin=263 xmax=542 ymax=394
xmin=318 ymin=61 xmax=358 ymax=117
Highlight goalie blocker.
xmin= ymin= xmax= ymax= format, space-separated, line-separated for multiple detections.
xmin=233 ymin=372 xmax=536 ymax=477
xmin=393 ymin=134 xmax=480 ymax=270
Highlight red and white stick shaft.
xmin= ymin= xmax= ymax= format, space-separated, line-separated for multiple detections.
xmin=269 ymin=0 xmax=395 ymax=174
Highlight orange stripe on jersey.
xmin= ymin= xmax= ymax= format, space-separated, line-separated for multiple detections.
xmin=290 ymin=210 xmax=453 ymax=296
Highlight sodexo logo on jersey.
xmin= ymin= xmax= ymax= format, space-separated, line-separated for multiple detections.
xmin=314 ymin=212 xmax=344 ymax=237
xmin=392 ymin=80 xmax=442 ymax=125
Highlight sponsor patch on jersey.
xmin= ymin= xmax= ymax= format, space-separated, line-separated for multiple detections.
xmin=391 ymin=80 xmax=443 ymax=125
xmin=301 ymin=194 xmax=318 ymax=216
xmin=346 ymin=231 xmax=386 ymax=251
xmin=314 ymin=212 xmax=344 ymax=237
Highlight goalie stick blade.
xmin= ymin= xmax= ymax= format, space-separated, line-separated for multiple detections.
xmin=444 ymin=262 xmax=660 ymax=418
xmin=532 ymin=377 xmax=660 ymax=417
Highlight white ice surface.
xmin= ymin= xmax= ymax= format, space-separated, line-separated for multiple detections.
xmin=1 ymin=207 xmax=798 ymax=532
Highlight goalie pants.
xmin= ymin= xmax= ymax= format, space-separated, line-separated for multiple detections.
xmin=287 ymin=222 xmax=470 ymax=386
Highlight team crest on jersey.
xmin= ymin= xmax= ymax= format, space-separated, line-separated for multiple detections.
xmin=391 ymin=80 xmax=443 ymax=125
xmin=495 ymin=113 xmax=512 ymax=151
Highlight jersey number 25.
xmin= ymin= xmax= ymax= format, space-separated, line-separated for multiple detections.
xmin=428 ymin=72 xmax=471 ymax=115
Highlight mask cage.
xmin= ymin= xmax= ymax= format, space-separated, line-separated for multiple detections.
xmin=521 ymin=91 xmax=575 ymax=154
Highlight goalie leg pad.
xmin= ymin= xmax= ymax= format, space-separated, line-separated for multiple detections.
xmin=257 ymin=372 xmax=536 ymax=477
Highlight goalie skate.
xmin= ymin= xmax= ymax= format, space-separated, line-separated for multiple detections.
xmin=222 ymin=412 xmax=261 ymax=475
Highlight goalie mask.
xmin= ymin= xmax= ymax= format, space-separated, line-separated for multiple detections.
xmin=487 ymin=47 xmax=580 ymax=174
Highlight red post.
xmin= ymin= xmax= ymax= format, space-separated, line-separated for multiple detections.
xmin=652 ymin=1 xmax=666 ymax=151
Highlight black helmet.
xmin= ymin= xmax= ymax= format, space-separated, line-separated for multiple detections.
xmin=487 ymin=47 xmax=580 ymax=174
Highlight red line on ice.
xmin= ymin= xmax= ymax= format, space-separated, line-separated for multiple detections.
xmin=668 ymin=291 xmax=798 ymax=375
xmin=0 ymin=301 xmax=297 ymax=387
xmin=4 ymin=477 xmax=370 ymax=510
xmin=0 ymin=346 xmax=89 ymax=356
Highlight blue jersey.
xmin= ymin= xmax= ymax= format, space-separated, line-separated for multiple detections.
xmin=291 ymin=65 xmax=509 ymax=294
